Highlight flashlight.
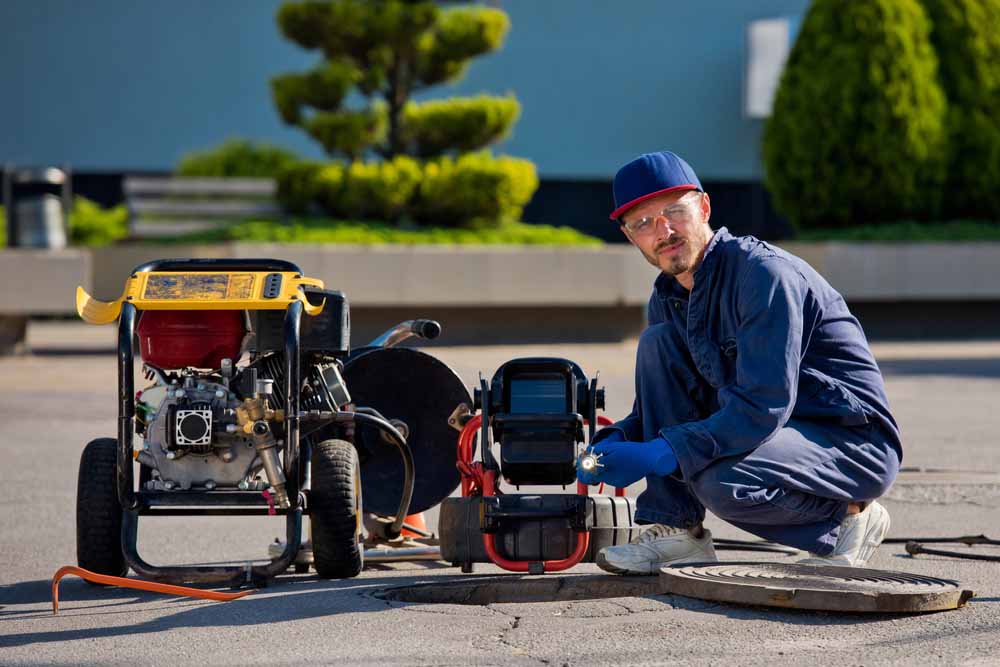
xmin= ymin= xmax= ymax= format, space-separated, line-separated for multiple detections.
xmin=578 ymin=451 xmax=604 ymax=473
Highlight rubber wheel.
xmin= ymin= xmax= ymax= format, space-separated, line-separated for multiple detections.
xmin=310 ymin=439 xmax=363 ymax=578
xmin=76 ymin=437 xmax=128 ymax=578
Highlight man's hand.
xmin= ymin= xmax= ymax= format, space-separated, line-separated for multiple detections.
xmin=577 ymin=435 xmax=678 ymax=488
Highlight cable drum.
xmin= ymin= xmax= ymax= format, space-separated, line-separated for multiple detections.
xmin=343 ymin=347 xmax=472 ymax=515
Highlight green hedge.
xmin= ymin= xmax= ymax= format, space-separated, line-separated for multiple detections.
xmin=275 ymin=161 xmax=324 ymax=215
xmin=400 ymin=95 xmax=520 ymax=157
xmin=763 ymin=0 xmax=948 ymax=229
xmin=69 ymin=197 xmax=129 ymax=246
xmin=177 ymin=139 xmax=300 ymax=178
xmin=308 ymin=156 xmax=423 ymax=221
xmin=414 ymin=151 xmax=537 ymax=228
xmin=173 ymin=218 xmax=600 ymax=246
xmin=919 ymin=0 xmax=1000 ymax=220
xmin=275 ymin=152 xmax=538 ymax=228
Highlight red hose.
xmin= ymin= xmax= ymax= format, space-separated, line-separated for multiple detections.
xmin=483 ymin=531 xmax=591 ymax=573
xmin=51 ymin=566 xmax=253 ymax=615
xmin=454 ymin=413 xmax=624 ymax=572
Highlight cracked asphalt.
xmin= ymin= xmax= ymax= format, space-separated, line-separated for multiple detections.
xmin=1 ymin=323 xmax=998 ymax=665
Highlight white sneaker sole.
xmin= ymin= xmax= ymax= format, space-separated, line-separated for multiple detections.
xmin=596 ymin=551 xmax=717 ymax=576
xmin=798 ymin=502 xmax=891 ymax=567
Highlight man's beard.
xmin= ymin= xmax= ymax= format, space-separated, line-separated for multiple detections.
xmin=642 ymin=237 xmax=694 ymax=275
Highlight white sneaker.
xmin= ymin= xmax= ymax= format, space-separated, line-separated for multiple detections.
xmin=596 ymin=524 xmax=717 ymax=575
xmin=798 ymin=501 xmax=891 ymax=567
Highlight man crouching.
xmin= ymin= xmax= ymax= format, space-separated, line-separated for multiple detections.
xmin=578 ymin=151 xmax=901 ymax=574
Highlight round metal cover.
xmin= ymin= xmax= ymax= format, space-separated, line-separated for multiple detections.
xmin=660 ymin=562 xmax=974 ymax=613
xmin=344 ymin=347 xmax=472 ymax=515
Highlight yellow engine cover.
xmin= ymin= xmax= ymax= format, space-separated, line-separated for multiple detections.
xmin=76 ymin=271 xmax=326 ymax=324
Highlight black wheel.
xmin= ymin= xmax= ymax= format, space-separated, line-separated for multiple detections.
xmin=76 ymin=438 xmax=127 ymax=578
xmin=310 ymin=439 xmax=363 ymax=578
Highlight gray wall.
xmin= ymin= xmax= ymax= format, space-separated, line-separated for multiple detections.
xmin=0 ymin=0 xmax=809 ymax=179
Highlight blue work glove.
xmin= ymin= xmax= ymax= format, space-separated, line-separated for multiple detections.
xmin=577 ymin=436 xmax=678 ymax=488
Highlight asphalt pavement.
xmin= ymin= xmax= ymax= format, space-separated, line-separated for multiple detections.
xmin=1 ymin=322 xmax=998 ymax=666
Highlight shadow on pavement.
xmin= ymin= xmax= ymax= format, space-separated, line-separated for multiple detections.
xmin=1 ymin=570 xmax=941 ymax=648
xmin=27 ymin=347 xmax=117 ymax=357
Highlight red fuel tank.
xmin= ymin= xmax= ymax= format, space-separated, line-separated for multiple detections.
xmin=137 ymin=310 xmax=244 ymax=369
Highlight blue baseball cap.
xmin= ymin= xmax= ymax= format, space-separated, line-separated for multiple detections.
xmin=610 ymin=151 xmax=703 ymax=220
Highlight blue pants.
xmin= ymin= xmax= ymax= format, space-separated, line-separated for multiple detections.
xmin=633 ymin=324 xmax=900 ymax=555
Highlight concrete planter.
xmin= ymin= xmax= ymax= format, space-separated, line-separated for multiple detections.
xmin=3 ymin=240 xmax=1000 ymax=348
xmin=777 ymin=241 xmax=1000 ymax=301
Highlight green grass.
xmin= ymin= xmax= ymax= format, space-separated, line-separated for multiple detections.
xmin=164 ymin=218 xmax=604 ymax=246
xmin=791 ymin=220 xmax=1000 ymax=241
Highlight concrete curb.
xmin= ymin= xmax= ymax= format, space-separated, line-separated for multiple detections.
xmin=3 ymin=241 xmax=1000 ymax=343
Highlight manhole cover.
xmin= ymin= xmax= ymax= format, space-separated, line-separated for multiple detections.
xmin=660 ymin=562 xmax=974 ymax=613
xmin=377 ymin=574 xmax=661 ymax=605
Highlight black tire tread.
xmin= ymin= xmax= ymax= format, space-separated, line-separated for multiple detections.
xmin=310 ymin=439 xmax=363 ymax=578
xmin=76 ymin=437 xmax=128 ymax=578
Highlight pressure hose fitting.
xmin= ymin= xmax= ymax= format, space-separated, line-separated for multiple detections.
xmin=251 ymin=420 xmax=290 ymax=509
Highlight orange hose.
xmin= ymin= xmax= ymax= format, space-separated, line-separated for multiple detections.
xmin=51 ymin=565 xmax=253 ymax=615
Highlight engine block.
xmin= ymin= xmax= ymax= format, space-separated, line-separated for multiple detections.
xmin=137 ymin=372 xmax=261 ymax=491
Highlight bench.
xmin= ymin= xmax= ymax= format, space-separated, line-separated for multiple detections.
xmin=123 ymin=176 xmax=283 ymax=239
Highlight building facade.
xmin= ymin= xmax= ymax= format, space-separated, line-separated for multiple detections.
xmin=0 ymin=0 xmax=810 ymax=239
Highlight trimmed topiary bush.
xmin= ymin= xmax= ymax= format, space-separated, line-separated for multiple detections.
xmin=337 ymin=156 xmax=423 ymax=221
xmin=177 ymin=139 xmax=300 ymax=178
xmin=400 ymin=95 xmax=520 ymax=158
xmin=268 ymin=1 xmax=537 ymax=228
xmin=414 ymin=152 xmax=538 ymax=228
xmin=919 ymin=0 xmax=1000 ymax=220
xmin=275 ymin=161 xmax=324 ymax=215
xmin=762 ymin=0 xmax=948 ymax=229
xmin=273 ymin=1 xmax=510 ymax=159
xmin=313 ymin=163 xmax=347 ymax=217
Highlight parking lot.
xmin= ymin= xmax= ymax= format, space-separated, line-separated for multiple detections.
xmin=1 ymin=322 xmax=998 ymax=665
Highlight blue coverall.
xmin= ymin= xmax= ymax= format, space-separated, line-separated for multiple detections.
xmin=603 ymin=228 xmax=902 ymax=554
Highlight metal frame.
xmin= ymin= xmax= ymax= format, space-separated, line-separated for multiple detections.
xmin=454 ymin=360 xmax=619 ymax=574
xmin=115 ymin=258 xmax=306 ymax=585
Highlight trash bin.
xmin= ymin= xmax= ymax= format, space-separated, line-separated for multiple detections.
xmin=2 ymin=165 xmax=71 ymax=249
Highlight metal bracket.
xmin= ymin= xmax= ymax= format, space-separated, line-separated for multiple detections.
xmin=447 ymin=403 xmax=472 ymax=433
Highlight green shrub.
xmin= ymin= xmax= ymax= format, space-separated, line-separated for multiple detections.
xmin=177 ymin=139 xmax=300 ymax=178
xmin=303 ymin=110 xmax=387 ymax=160
xmin=309 ymin=156 xmax=422 ymax=221
xmin=919 ymin=0 xmax=1000 ymax=220
xmin=400 ymin=95 xmax=520 ymax=157
xmin=313 ymin=163 xmax=347 ymax=216
xmin=337 ymin=156 xmax=423 ymax=221
xmin=762 ymin=0 xmax=948 ymax=229
xmin=69 ymin=197 xmax=129 ymax=246
xmin=173 ymin=218 xmax=601 ymax=246
xmin=271 ymin=62 xmax=359 ymax=124
xmin=275 ymin=161 xmax=324 ymax=215
xmin=414 ymin=151 xmax=538 ymax=228
xmin=415 ymin=6 xmax=510 ymax=85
